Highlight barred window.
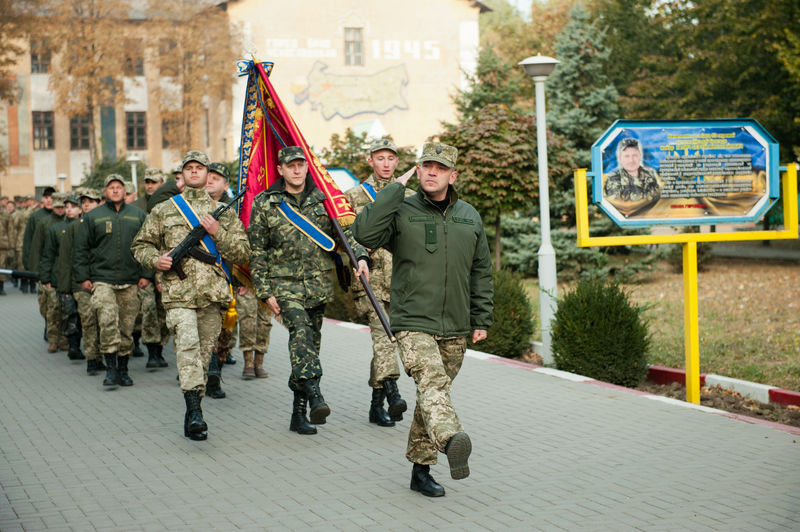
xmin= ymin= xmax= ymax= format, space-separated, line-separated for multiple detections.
xmin=33 ymin=111 xmax=54 ymax=150
xmin=344 ymin=27 xmax=364 ymax=66
xmin=126 ymin=112 xmax=146 ymax=150
xmin=70 ymin=115 xmax=91 ymax=150
xmin=31 ymin=40 xmax=51 ymax=73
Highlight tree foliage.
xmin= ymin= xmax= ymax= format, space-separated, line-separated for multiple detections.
xmin=454 ymin=47 xmax=521 ymax=118
xmin=318 ymin=129 xmax=417 ymax=181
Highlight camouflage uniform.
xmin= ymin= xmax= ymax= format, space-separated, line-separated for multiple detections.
xmin=92 ymin=282 xmax=140 ymax=355
xmin=236 ymin=288 xmax=272 ymax=353
xmin=139 ymin=283 xmax=169 ymax=345
xmin=247 ymin=174 xmax=367 ymax=391
xmin=131 ymin=184 xmax=250 ymax=395
xmin=0 ymin=208 xmax=11 ymax=284
xmin=33 ymin=195 xmax=67 ymax=348
xmin=13 ymin=206 xmax=33 ymax=269
xmin=603 ymin=166 xmax=661 ymax=202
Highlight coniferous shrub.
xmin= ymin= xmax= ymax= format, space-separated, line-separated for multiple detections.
xmin=470 ymin=268 xmax=534 ymax=359
xmin=551 ymin=277 xmax=649 ymax=387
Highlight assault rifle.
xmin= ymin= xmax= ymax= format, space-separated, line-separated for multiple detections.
xmin=168 ymin=189 xmax=246 ymax=280
xmin=0 ymin=268 xmax=39 ymax=280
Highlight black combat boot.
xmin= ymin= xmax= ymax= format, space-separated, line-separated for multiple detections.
xmin=155 ymin=344 xmax=168 ymax=367
xmin=289 ymin=391 xmax=317 ymax=435
xmin=183 ymin=390 xmax=208 ymax=440
xmin=145 ymin=343 xmax=160 ymax=368
xmin=131 ymin=331 xmax=144 ymax=357
xmin=302 ymin=378 xmax=330 ymax=425
xmin=369 ymin=387 xmax=395 ymax=427
xmin=102 ymin=353 xmax=118 ymax=386
xmin=382 ymin=378 xmax=407 ymax=421
xmin=66 ymin=333 xmax=84 ymax=360
xmin=20 ymin=279 xmax=28 ymax=293
xmin=206 ymin=355 xmax=226 ymax=399
xmin=117 ymin=355 xmax=133 ymax=386
xmin=410 ymin=464 xmax=445 ymax=497
xmin=0 ymin=281 xmax=6 ymax=295
xmin=444 ymin=432 xmax=472 ymax=480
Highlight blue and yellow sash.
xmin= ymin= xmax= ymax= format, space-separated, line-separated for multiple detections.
xmin=276 ymin=200 xmax=335 ymax=251
xmin=170 ymin=195 xmax=232 ymax=282
xmin=360 ymin=182 xmax=377 ymax=202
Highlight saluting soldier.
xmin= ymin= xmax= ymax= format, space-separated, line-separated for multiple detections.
xmin=73 ymin=174 xmax=150 ymax=387
xmin=344 ymin=138 xmax=410 ymax=427
xmin=247 ymin=146 xmax=370 ymax=435
xmin=132 ymin=151 xmax=250 ymax=441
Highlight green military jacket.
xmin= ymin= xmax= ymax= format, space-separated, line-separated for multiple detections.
xmin=57 ymin=218 xmax=84 ymax=294
xmin=73 ymin=201 xmax=149 ymax=285
xmin=22 ymin=207 xmax=56 ymax=270
xmin=146 ymin=180 xmax=180 ymax=213
xmin=39 ymin=217 xmax=76 ymax=290
xmin=344 ymin=174 xmax=414 ymax=302
xmin=353 ymin=182 xmax=494 ymax=337
xmin=131 ymin=185 xmax=250 ymax=310
xmin=248 ymin=175 xmax=368 ymax=307
xmin=28 ymin=210 xmax=64 ymax=273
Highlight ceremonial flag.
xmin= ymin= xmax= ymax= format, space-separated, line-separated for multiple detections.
xmin=236 ymin=59 xmax=356 ymax=228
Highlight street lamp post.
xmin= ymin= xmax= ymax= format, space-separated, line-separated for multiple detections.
xmin=519 ymin=54 xmax=559 ymax=364
xmin=126 ymin=155 xmax=141 ymax=196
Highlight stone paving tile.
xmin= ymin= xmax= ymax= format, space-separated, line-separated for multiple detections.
xmin=2 ymin=290 xmax=800 ymax=530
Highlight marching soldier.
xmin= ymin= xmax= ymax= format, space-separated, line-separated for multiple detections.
xmin=344 ymin=138 xmax=410 ymax=427
xmin=13 ymin=196 xmax=36 ymax=293
xmin=73 ymin=175 xmax=150 ymax=387
xmin=132 ymin=151 xmax=250 ymax=441
xmin=247 ymin=146 xmax=370 ymax=435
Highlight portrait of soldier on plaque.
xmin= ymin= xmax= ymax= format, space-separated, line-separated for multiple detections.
xmin=603 ymin=137 xmax=661 ymax=216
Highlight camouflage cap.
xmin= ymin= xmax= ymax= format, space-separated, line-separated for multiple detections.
xmin=181 ymin=150 xmax=210 ymax=169
xmin=124 ymin=182 xmax=136 ymax=194
xmin=144 ymin=167 xmax=165 ymax=182
xmin=79 ymin=188 xmax=102 ymax=201
xmin=208 ymin=162 xmax=230 ymax=180
xmin=369 ymin=138 xmax=398 ymax=155
xmin=51 ymin=192 xmax=67 ymax=208
xmin=419 ymin=142 xmax=458 ymax=168
xmin=65 ymin=193 xmax=81 ymax=206
xmin=103 ymin=174 xmax=125 ymax=188
xmin=278 ymin=146 xmax=306 ymax=165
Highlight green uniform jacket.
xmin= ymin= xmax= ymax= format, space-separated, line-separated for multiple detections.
xmin=353 ymin=182 xmax=494 ymax=337
xmin=28 ymin=210 xmax=64 ymax=273
xmin=22 ymin=208 xmax=55 ymax=270
xmin=247 ymin=175 xmax=368 ymax=307
xmin=146 ymin=180 xmax=180 ymax=213
xmin=39 ymin=217 xmax=76 ymax=290
xmin=73 ymin=201 xmax=150 ymax=285
xmin=57 ymin=218 xmax=84 ymax=294
xmin=131 ymin=186 xmax=251 ymax=310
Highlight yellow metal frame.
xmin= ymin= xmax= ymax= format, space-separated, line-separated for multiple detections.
xmin=573 ymin=164 xmax=798 ymax=403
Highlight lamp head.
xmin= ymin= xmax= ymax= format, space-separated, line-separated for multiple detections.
xmin=518 ymin=55 xmax=559 ymax=80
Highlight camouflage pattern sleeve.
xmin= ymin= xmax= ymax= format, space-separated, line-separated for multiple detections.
xmin=246 ymin=194 xmax=273 ymax=300
xmin=211 ymin=209 xmax=251 ymax=266
xmin=131 ymin=208 xmax=165 ymax=272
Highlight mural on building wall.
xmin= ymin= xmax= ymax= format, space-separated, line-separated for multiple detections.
xmin=293 ymin=61 xmax=408 ymax=120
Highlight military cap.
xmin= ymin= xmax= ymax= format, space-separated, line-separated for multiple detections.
xmin=103 ymin=174 xmax=125 ymax=188
xmin=369 ymin=138 xmax=398 ymax=155
xmin=144 ymin=168 xmax=165 ymax=182
xmin=172 ymin=166 xmax=183 ymax=176
xmin=124 ymin=182 xmax=136 ymax=194
xmin=51 ymin=192 xmax=67 ymax=208
xmin=42 ymin=186 xmax=56 ymax=197
xmin=79 ymin=188 xmax=102 ymax=201
xmin=278 ymin=146 xmax=306 ymax=165
xmin=181 ymin=150 xmax=210 ymax=169
xmin=419 ymin=142 xmax=458 ymax=168
xmin=208 ymin=162 xmax=230 ymax=180
xmin=65 ymin=193 xmax=81 ymax=206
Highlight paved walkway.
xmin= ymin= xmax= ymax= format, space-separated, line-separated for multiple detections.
xmin=1 ymin=289 xmax=798 ymax=531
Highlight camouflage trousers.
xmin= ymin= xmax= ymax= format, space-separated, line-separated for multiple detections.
xmin=279 ymin=300 xmax=325 ymax=390
xmin=38 ymin=282 xmax=47 ymax=317
xmin=59 ymin=293 xmax=80 ymax=337
xmin=237 ymin=289 xmax=273 ymax=353
xmin=353 ymin=296 xmax=400 ymax=388
xmin=42 ymin=284 xmax=65 ymax=345
xmin=0 ymin=249 xmax=8 ymax=281
xmin=74 ymin=290 xmax=100 ymax=361
xmin=396 ymin=331 xmax=467 ymax=465
xmin=165 ymin=305 xmax=223 ymax=396
xmin=91 ymin=282 xmax=139 ymax=356
xmin=138 ymin=283 xmax=169 ymax=345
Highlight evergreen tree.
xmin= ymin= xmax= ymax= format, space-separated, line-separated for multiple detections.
xmin=546 ymin=4 xmax=619 ymax=165
xmin=454 ymin=48 xmax=521 ymax=118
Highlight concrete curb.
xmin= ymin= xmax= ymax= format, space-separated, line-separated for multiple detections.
xmin=647 ymin=365 xmax=800 ymax=407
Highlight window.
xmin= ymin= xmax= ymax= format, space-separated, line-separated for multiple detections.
xmin=159 ymin=40 xmax=178 ymax=76
xmin=126 ymin=112 xmax=146 ymax=150
xmin=125 ymin=47 xmax=144 ymax=76
xmin=344 ymin=27 xmax=364 ymax=66
xmin=33 ymin=111 xmax=54 ymax=150
xmin=31 ymin=40 xmax=51 ymax=73
xmin=70 ymin=115 xmax=91 ymax=150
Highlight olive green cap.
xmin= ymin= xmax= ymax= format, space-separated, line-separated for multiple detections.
xmin=65 ymin=194 xmax=81 ymax=206
xmin=369 ymin=138 xmax=398 ymax=155
xmin=278 ymin=146 xmax=306 ymax=165
xmin=181 ymin=150 xmax=210 ymax=169
xmin=103 ymin=174 xmax=125 ymax=188
xmin=419 ymin=142 xmax=458 ymax=168
xmin=208 ymin=162 xmax=230 ymax=180
xmin=124 ymin=182 xmax=136 ymax=194
xmin=51 ymin=192 xmax=67 ymax=208
xmin=79 ymin=188 xmax=102 ymax=201
xmin=144 ymin=168 xmax=165 ymax=182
